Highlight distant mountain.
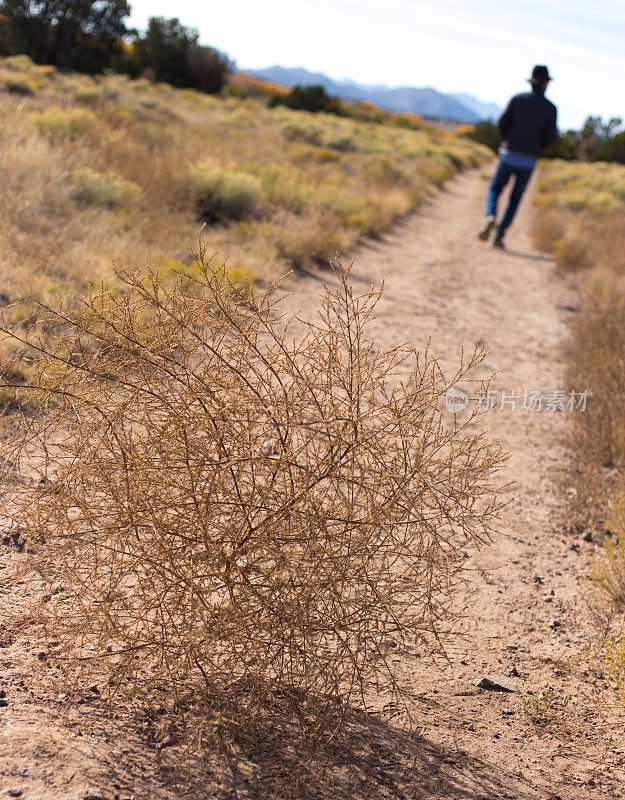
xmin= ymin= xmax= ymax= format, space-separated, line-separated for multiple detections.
xmin=246 ymin=66 xmax=500 ymax=123
xmin=451 ymin=93 xmax=501 ymax=121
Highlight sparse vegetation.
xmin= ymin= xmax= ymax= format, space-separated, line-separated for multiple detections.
xmin=187 ymin=159 xmax=261 ymax=221
xmin=534 ymin=158 xmax=625 ymax=707
xmin=269 ymin=83 xmax=340 ymax=114
xmin=0 ymin=55 xmax=489 ymax=394
xmin=532 ymin=160 xmax=625 ymax=498
xmin=31 ymin=106 xmax=97 ymax=139
xmin=71 ymin=167 xmax=143 ymax=207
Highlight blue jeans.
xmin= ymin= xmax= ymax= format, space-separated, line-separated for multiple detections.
xmin=486 ymin=160 xmax=534 ymax=238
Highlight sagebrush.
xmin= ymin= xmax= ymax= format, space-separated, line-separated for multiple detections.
xmin=1 ymin=253 xmax=503 ymax=737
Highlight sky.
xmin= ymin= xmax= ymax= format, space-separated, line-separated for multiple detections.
xmin=127 ymin=1 xmax=625 ymax=130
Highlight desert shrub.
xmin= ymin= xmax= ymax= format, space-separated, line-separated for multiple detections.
xmin=552 ymin=231 xmax=592 ymax=271
xmin=593 ymin=496 xmax=625 ymax=701
xmin=561 ymin=272 xmax=625 ymax=527
xmin=71 ymin=167 xmax=143 ymax=208
xmin=282 ymin=121 xmax=323 ymax=146
xmin=266 ymin=209 xmax=348 ymax=267
xmin=592 ymin=495 xmax=625 ymax=606
xmin=2 ymin=53 xmax=36 ymax=72
xmin=31 ymin=107 xmax=96 ymax=139
xmin=1 ymin=256 xmax=503 ymax=738
xmin=270 ymin=84 xmax=339 ymax=114
xmin=187 ymin=159 xmax=261 ymax=220
xmin=532 ymin=207 xmax=569 ymax=252
xmin=74 ymin=86 xmax=102 ymax=105
xmin=463 ymin=120 xmax=500 ymax=153
xmin=0 ymin=73 xmax=37 ymax=94
xmin=258 ymin=164 xmax=312 ymax=213
xmin=565 ymin=188 xmax=622 ymax=215
xmin=324 ymin=134 xmax=357 ymax=152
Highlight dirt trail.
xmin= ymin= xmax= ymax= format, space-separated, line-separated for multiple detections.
xmin=273 ymin=167 xmax=625 ymax=799
xmin=2 ymin=167 xmax=625 ymax=799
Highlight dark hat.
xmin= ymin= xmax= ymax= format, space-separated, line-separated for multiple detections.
xmin=529 ymin=65 xmax=552 ymax=83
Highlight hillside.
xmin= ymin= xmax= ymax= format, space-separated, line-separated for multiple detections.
xmin=0 ymin=54 xmax=490 ymax=396
xmin=247 ymin=65 xmax=500 ymax=122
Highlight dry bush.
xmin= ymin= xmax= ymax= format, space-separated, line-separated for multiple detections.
xmin=592 ymin=496 xmax=625 ymax=702
xmin=187 ymin=159 xmax=262 ymax=221
xmin=552 ymin=231 xmax=592 ymax=271
xmin=71 ymin=167 xmax=143 ymax=208
xmin=1 ymin=73 xmax=37 ymax=95
xmin=592 ymin=495 xmax=625 ymax=606
xmin=562 ymin=272 xmax=625 ymax=523
xmin=535 ymin=162 xmax=625 ymax=709
xmin=31 ymin=107 xmax=97 ymax=140
xmin=532 ymin=163 xmax=625 ymax=525
xmin=532 ymin=207 xmax=569 ymax=252
xmin=1 ymin=255 xmax=503 ymax=739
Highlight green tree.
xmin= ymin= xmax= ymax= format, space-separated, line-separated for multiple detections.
xmin=0 ymin=0 xmax=130 ymax=72
xmin=542 ymin=130 xmax=579 ymax=160
xmin=463 ymin=120 xmax=501 ymax=153
xmin=577 ymin=116 xmax=623 ymax=161
xmin=123 ymin=16 xmax=198 ymax=86
xmin=269 ymin=84 xmax=339 ymax=114
xmin=186 ymin=45 xmax=233 ymax=94
xmin=595 ymin=131 xmax=625 ymax=164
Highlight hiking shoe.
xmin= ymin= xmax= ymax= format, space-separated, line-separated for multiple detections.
xmin=493 ymin=236 xmax=505 ymax=250
xmin=478 ymin=215 xmax=495 ymax=241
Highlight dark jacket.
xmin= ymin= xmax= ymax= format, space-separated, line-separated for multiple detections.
xmin=497 ymin=87 xmax=557 ymax=157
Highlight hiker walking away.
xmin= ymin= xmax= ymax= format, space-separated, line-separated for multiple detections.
xmin=479 ymin=65 xmax=557 ymax=249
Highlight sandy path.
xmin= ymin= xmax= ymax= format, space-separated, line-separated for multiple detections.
xmin=272 ymin=167 xmax=625 ymax=799
xmin=2 ymin=167 xmax=625 ymax=799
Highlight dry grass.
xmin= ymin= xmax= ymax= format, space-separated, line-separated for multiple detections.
xmin=0 ymin=255 xmax=504 ymax=746
xmin=534 ymin=160 xmax=625 ymax=705
xmin=0 ymin=55 xmax=489 ymax=403
xmin=592 ymin=496 xmax=625 ymax=608
xmin=533 ymin=161 xmax=625 ymax=522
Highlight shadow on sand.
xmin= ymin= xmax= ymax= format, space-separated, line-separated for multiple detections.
xmin=150 ymin=705 xmax=538 ymax=800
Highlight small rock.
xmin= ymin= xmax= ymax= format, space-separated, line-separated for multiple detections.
xmin=0 ymin=699 xmax=8 ymax=708
xmin=569 ymin=542 xmax=580 ymax=552
xmin=83 ymin=789 xmax=105 ymax=800
xmin=582 ymin=530 xmax=593 ymax=542
xmin=260 ymin=439 xmax=281 ymax=458
xmin=441 ymin=756 xmax=456 ymax=764
xmin=558 ymin=302 xmax=580 ymax=313
xmin=5 ymin=791 xmax=23 ymax=798
xmin=0 ymin=689 xmax=5 ymax=698
xmin=477 ymin=674 xmax=517 ymax=693
xmin=532 ymin=573 xmax=544 ymax=584
xmin=36 ymin=650 xmax=47 ymax=660
xmin=549 ymin=618 xmax=562 ymax=629
xmin=505 ymin=664 xmax=519 ymax=677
